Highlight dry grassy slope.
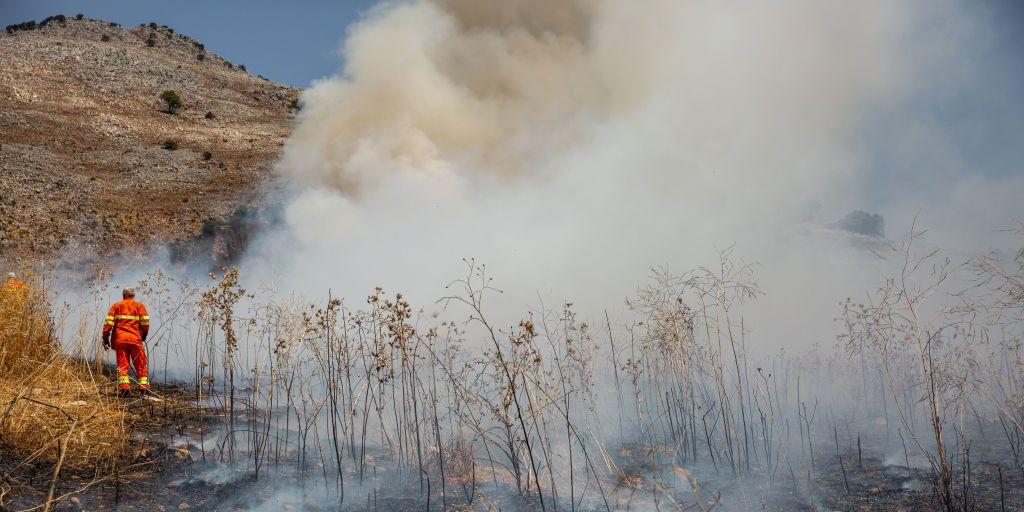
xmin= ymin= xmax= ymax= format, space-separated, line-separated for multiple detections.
xmin=0 ymin=16 xmax=299 ymax=266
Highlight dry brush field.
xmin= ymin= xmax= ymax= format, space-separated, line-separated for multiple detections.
xmin=3 ymin=229 xmax=1024 ymax=511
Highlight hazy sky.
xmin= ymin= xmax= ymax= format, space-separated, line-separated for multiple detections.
xmin=0 ymin=0 xmax=378 ymax=87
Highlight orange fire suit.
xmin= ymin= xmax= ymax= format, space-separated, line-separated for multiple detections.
xmin=2 ymin=279 xmax=27 ymax=310
xmin=3 ymin=278 xmax=26 ymax=291
xmin=102 ymin=298 xmax=151 ymax=390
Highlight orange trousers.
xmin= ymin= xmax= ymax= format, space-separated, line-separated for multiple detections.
xmin=115 ymin=342 xmax=149 ymax=390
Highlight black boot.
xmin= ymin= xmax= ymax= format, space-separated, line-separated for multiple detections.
xmin=139 ymin=388 xmax=149 ymax=397
xmin=118 ymin=389 xmax=131 ymax=399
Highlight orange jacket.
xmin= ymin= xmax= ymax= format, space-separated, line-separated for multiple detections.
xmin=102 ymin=298 xmax=150 ymax=345
xmin=3 ymin=279 xmax=26 ymax=291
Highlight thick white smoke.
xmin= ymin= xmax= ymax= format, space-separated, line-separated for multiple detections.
xmin=243 ymin=0 xmax=1020 ymax=350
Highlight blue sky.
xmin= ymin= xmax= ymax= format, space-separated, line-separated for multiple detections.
xmin=0 ymin=0 xmax=379 ymax=87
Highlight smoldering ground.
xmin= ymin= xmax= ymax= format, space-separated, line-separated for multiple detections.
xmin=38 ymin=0 xmax=1024 ymax=510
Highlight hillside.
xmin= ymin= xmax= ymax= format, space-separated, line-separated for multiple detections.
xmin=0 ymin=15 xmax=299 ymax=267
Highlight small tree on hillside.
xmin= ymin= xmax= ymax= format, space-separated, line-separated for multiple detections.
xmin=160 ymin=90 xmax=182 ymax=114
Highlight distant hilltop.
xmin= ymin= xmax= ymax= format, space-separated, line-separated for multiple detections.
xmin=0 ymin=15 xmax=300 ymax=267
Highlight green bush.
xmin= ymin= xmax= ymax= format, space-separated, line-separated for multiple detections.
xmin=160 ymin=90 xmax=182 ymax=114
xmin=828 ymin=210 xmax=885 ymax=238
xmin=39 ymin=15 xmax=66 ymax=28
xmin=201 ymin=218 xmax=220 ymax=237
xmin=163 ymin=139 xmax=178 ymax=151
xmin=6 ymin=20 xmax=38 ymax=33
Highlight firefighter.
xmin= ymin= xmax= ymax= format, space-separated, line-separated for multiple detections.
xmin=3 ymin=272 xmax=26 ymax=291
xmin=2 ymin=272 xmax=28 ymax=313
xmin=102 ymin=287 xmax=151 ymax=398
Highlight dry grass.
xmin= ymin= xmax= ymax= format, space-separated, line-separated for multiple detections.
xmin=0 ymin=274 xmax=53 ymax=372
xmin=0 ymin=359 xmax=137 ymax=471
xmin=0 ymin=277 xmax=162 ymax=508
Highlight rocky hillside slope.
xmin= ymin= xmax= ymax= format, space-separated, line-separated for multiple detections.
xmin=0 ymin=15 xmax=299 ymax=268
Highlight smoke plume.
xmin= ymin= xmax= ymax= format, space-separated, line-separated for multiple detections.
xmin=249 ymin=0 xmax=1020 ymax=348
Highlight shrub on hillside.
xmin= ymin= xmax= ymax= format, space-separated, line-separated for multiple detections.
xmin=101 ymin=34 xmax=110 ymax=42
xmin=146 ymin=34 xmax=156 ymax=47
xmin=196 ymin=53 xmax=205 ymax=61
xmin=202 ymin=151 xmax=213 ymax=161
xmin=148 ymin=22 xmax=157 ymax=29
xmin=160 ymin=90 xmax=182 ymax=114
xmin=6 ymin=21 xmax=38 ymax=33
xmin=201 ymin=218 xmax=220 ymax=237
xmin=205 ymin=111 xmax=215 ymax=119
xmin=828 ymin=210 xmax=885 ymax=238
xmin=163 ymin=139 xmax=178 ymax=151
xmin=39 ymin=15 xmax=67 ymax=28
xmin=74 ymin=14 xmax=84 ymax=20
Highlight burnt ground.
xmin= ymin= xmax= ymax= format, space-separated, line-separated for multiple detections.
xmin=588 ymin=430 xmax=1023 ymax=512
xmin=5 ymin=389 xmax=1022 ymax=512
xmin=13 ymin=438 xmax=1024 ymax=510
xmin=813 ymin=441 xmax=1024 ymax=512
